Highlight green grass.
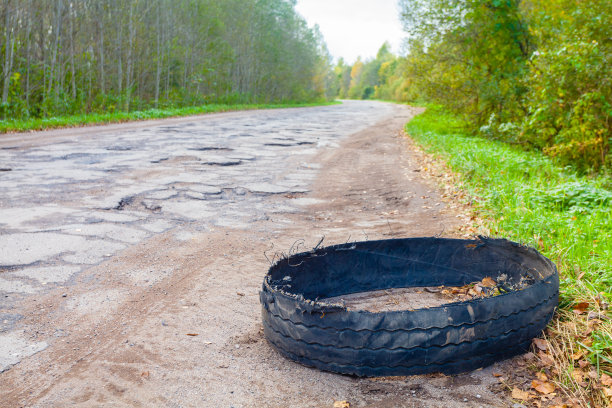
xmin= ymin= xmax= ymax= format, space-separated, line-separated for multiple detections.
xmin=0 ymin=100 xmax=340 ymax=133
xmin=405 ymin=105 xmax=612 ymax=394
xmin=406 ymin=105 xmax=611 ymax=300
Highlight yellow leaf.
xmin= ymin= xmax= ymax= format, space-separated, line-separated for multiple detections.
xmin=531 ymin=379 xmax=556 ymax=394
xmin=571 ymin=350 xmax=585 ymax=360
xmin=333 ymin=401 xmax=350 ymax=408
xmin=481 ymin=277 xmax=496 ymax=287
xmin=512 ymin=387 xmax=533 ymax=401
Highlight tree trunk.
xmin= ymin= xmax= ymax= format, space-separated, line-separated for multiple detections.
xmin=2 ymin=0 xmax=13 ymax=105
xmin=69 ymin=2 xmax=76 ymax=100
xmin=155 ymin=0 xmax=161 ymax=107
xmin=48 ymin=0 xmax=62 ymax=97
xmin=116 ymin=0 xmax=122 ymax=95
xmin=98 ymin=1 xmax=105 ymax=95
xmin=125 ymin=1 xmax=134 ymax=111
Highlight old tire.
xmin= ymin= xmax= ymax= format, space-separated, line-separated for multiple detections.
xmin=260 ymin=237 xmax=559 ymax=376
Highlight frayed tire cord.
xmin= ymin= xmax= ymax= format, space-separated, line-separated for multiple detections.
xmin=260 ymin=237 xmax=559 ymax=376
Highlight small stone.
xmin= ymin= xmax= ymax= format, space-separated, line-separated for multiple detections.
xmin=476 ymin=394 xmax=481 ymax=399
xmin=463 ymin=398 xmax=468 ymax=402
xmin=61 ymin=293 xmax=67 ymax=297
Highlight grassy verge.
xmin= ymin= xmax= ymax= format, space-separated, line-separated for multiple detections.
xmin=0 ymin=100 xmax=340 ymax=133
xmin=406 ymin=105 xmax=612 ymax=407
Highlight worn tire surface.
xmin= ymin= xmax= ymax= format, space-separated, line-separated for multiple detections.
xmin=260 ymin=237 xmax=559 ymax=376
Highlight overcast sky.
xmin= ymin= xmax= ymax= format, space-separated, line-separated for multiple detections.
xmin=294 ymin=0 xmax=406 ymax=64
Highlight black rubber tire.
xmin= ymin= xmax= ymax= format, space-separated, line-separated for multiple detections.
xmin=260 ymin=237 xmax=559 ymax=376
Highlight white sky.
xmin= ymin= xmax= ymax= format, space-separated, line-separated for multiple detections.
xmin=294 ymin=0 xmax=406 ymax=64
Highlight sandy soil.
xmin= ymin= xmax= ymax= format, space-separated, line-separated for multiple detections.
xmin=0 ymin=103 xmax=518 ymax=407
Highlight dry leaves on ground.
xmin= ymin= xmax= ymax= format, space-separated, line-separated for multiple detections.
xmin=333 ymin=401 xmax=350 ymax=408
xmin=532 ymin=379 xmax=556 ymax=394
xmin=533 ymin=338 xmax=548 ymax=351
xmin=512 ymin=387 xmax=534 ymax=401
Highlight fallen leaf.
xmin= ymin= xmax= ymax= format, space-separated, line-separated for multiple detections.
xmin=571 ymin=350 xmax=585 ymax=360
xmin=532 ymin=379 xmax=556 ymax=394
xmin=512 ymin=387 xmax=533 ymax=400
xmin=466 ymin=244 xmax=477 ymax=249
xmin=603 ymin=387 xmax=612 ymax=397
xmin=186 ymin=333 xmax=199 ymax=336
xmin=533 ymin=338 xmax=548 ymax=351
xmin=573 ymin=302 xmax=589 ymax=314
xmin=493 ymin=373 xmax=503 ymax=377
xmin=601 ymin=373 xmax=612 ymax=387
xmin=536 ymin=372 xmax=548 ymax=381
xmin=578 ymin=359 xmax=590 ymax=369
xmin=333 ymin=401 xmax=350 ymax=408
xmin=481 ymin=277 xmax=496 ymax=287
xmin=141 ymin=371 xmax=149 ymax=378
xmin=237 ymin=292 xmax=245 ymax=296
xmin=571 ymin=370 xmax=587 ymax=387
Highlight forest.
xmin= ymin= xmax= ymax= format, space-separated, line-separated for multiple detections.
xmin=333 ymin=0 xmax=611 ymax=174
xmin=0 ymin=0 xmax=331 ymax=120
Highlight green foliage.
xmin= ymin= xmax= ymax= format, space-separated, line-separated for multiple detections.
xmin=399 ymin=0 xmax=531 ymax=126
xmin=0 ymin=0 xmax=333 ymax=123
xmin=334 ymin=42 xmax=398 ymax=101
xmin=393 ymin=0 xmax=611 ymax=173
xmin=520 ymin=0 xmax=612 ymax=172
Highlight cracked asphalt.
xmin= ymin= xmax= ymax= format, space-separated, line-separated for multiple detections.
xmin=0 ymin=101 xmax=394 ymax=372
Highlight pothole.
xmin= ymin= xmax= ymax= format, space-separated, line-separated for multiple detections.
xmin=187 ymin=146 xmax=233 ymax=152
xmin=202 ymin=159 xmax=242 ymax=166
xmin=106 ymin=145 xmax=133 ymax=151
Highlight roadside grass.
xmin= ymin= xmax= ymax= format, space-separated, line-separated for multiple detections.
xmin=406 ymin=105 xmax=612 ymax=407
xmin=0 ymin=100 xmax=340 ymax=133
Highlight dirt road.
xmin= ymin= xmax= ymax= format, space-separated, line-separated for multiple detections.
xmin=0 ymin=101 xmax=511 ymax=407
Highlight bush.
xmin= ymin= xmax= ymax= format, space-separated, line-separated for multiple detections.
xmin=522 ymin=40 xmax=611 ymax=172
